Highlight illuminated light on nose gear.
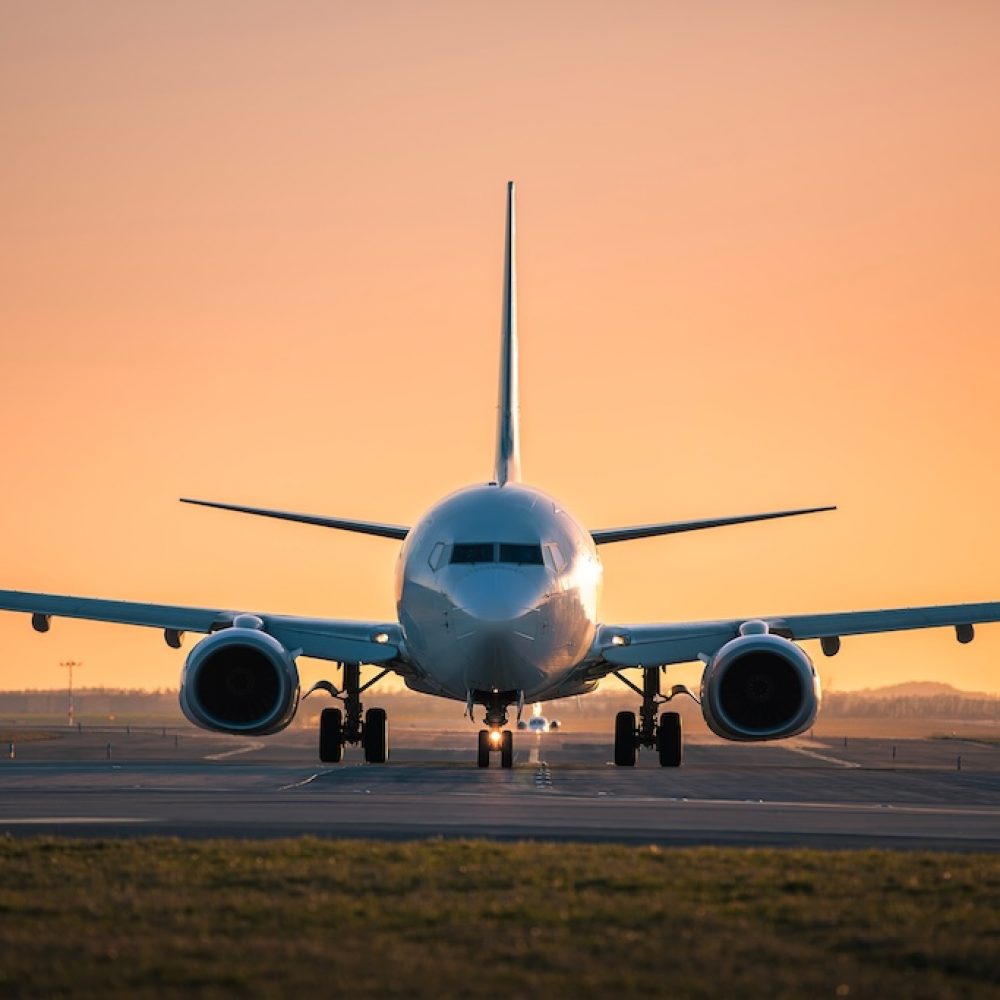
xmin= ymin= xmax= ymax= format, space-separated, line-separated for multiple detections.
xmin=489 ymin=729 xmax=502 ymax=746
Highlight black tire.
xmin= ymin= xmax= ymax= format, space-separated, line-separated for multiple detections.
xmin=615 ymin=712 xmax=636 ymax=767
xmin=363 ymin=707 xmax=389 ymax=764
xmin=614 ymin=710 xmax=637 ymax=767
xmin=657 ymin=711 xmax=683 ymax=767
xmin=500 ymin=730 xmax=513 ymax=769
xmin=477 ymin=729 xmax=491 ymax=768
xmin=319 ymin=707 xmax=344 ymax=763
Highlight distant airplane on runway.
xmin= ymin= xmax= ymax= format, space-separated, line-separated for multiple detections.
xmin=518 ymin=705 xmax=560 ymax=733
xmin=3 ymin=182 xmax=999 ymax=769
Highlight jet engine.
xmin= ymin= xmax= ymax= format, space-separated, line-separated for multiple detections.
xmin=700 ymin=622 xmax=820 ymax=741
xmin=179 ymin=620 xmax=300 ymax=736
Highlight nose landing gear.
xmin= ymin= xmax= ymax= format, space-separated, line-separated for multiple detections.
xmin=477 ymin=728 xmax=513 ymax=768
xmin=470 ymin=688 xmax=517 ymax=768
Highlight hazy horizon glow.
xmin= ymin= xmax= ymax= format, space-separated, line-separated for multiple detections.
xmin=2 ymin=2 xmax=999 ymax=698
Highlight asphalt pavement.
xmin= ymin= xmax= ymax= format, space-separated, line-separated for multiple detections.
xmin=1 ymin=725 xmax=998 ymax=848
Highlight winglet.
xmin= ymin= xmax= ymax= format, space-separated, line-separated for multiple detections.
xmin=494 ymin=180 xmax=521 ymax=486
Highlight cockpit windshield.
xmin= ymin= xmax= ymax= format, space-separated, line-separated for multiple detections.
xmin=498 ymin=543 xmax=543 ymax=565
xmin=450 ymin=543 xmax=496 ymax=564
xmin=449 ymin=542 xmax=544 ymax=566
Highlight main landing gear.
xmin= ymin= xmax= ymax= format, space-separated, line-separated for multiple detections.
xmin=308 ymin=662 xmax=391 ymax=764
xmin=612 ymin=666 xmax=695 ymax=767
xmin=471 ymin=688 xmax=515 ymax=768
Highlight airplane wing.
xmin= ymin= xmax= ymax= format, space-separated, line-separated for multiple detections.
xmin=590 ymin=505 xmax=835 ymax=544
xmin=180 ymin=498 xmax=409 ymax=541
xmin=0 ymin=589 xmax=404 ymax=666
xmin=590 ymin=600 xmax=1000 ymax=671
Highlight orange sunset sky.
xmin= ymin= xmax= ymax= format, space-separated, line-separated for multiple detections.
xmin=2 ymin=2 xmax=999 ymax=699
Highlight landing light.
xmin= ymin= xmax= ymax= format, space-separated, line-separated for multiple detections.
xmin=373 ymin=631 xmax=390 ymax=645
xmin=489 ymin=730 xmax=502 ymax=745
xmin=611 ymin=634 xmax=629 ymax=647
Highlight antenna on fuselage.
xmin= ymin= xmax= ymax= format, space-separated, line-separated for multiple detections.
xmin=493 ymin=180 xmax=521 ymax=486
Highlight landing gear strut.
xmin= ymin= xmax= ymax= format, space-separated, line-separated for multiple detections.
xmin=471 ymin=689 xmax=515 ymax=769
xmin=612 ymin=667 xmax=688 ymax=768
xmin=310 ymin=662 xmax=390 ymax=764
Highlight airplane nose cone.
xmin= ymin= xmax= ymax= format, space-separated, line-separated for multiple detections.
xmin=445 ymin=567 xmax=550 ymax=693
xmin=454 ymin=566 xmax=539 ymax=623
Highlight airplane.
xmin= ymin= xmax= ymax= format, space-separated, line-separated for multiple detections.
xmin=2 ymin=181 xmax=1000 ymax=770
xmin=518 ymin=715 xmax=560 ymax=734
xmin=518 ymin=703 xmax=561 ymax=733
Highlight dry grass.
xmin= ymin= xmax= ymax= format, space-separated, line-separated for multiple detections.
xmin=0 ymin=839 xmax=997 ymax=998
xmin=0 ymin=730 xmax=57 ymax=744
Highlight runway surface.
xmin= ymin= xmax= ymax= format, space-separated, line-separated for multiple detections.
xmin=1 ymin=725 xmax=998 ymax=848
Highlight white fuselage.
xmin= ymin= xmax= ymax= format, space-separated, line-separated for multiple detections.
xmin=395 ymin=483 xmax=601 ymax=703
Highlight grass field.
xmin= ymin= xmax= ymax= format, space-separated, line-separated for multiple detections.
xmin=0 ymin=730 xmax=57 ymax=744
xmin=0 ymin=839 xmax=997 ymax=999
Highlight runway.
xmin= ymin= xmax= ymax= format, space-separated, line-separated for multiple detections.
xmin=1 ymin=726 xmax=998 ymax=848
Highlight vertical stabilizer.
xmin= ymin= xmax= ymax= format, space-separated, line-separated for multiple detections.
xmin=494 ymin=181 xmax=521 ymax=486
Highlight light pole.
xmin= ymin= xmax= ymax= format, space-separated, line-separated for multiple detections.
xmin=60 ymin=660 xmax=82 ymax=727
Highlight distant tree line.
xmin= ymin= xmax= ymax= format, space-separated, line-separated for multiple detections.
xmin=821 ymin=691 xmax=1000 ymax=720
xmin=1 ymin=686 xmax=998 ymax=722
xmin=0 ymin=688 xmax=179 ymax=717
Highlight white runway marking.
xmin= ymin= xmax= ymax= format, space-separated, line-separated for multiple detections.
xmin=784 ymin=745 xmax=860 ymax=768
xmin=1 ymin=817 xmax=151 ymax=825
xmin=528 ymin=746 xmax=539 ymax=765
xmin=533 ymin=761 xmax=553 ymax=789
xmin=204 ymin=740 xmax=265 ymax=761
xmin=278 ymin=770 xmax=333 ymax=792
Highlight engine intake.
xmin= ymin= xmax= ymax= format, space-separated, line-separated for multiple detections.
xmin=701 ymin=630 xmax=820 ymax=741
xmin=179 ymin=628 xmax=300 ymax=736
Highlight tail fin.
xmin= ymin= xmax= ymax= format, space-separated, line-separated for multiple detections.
xmin=493 ymin=180 xmax=521 ymax=486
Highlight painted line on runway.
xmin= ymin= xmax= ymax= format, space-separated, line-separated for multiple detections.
xmin=1 ymin=816 xmax=152 ymax=825
xmin=784 ymin=745 xmax=860 ymax=768
xmin=573 ymin=795 xmax=1000 ymax=817
xmin=528 ymin=746 xmax=540 ymax=765
xmin=204 ymin=741 xmax=266 ymax=761
xmin=278 ymin=770 xmax=334 ymax=791
xmin=534 ymin=761 xmax=553 ymax=790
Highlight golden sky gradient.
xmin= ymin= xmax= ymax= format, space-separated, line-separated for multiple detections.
xmin=2 ymin=2 xmax=999 ymax=698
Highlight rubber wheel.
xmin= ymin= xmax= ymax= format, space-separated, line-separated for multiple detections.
xmin=500 ymin=730 xmax=513 ymax=769
xmin=614 ymin=710 xmax=637 ymax=767
xmin=363 ymin=707 xmax=389 ymax=764
xmin=477 ymin=729 xmax=491 ymax=768
xmin=319 ymin=707 xmax=344 ymax=763
xmin=657 ymin=711 xmax=683 ymax=767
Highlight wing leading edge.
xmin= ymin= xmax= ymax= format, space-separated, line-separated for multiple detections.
xmin=0 ymin=589 xmax=403 ymax=666
xmin=594 ymin=600 xmax=1000 ymax=670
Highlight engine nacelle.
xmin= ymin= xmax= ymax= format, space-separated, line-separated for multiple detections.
xmin=700 ymin=626 xmax=820 ymax=741
xmin=179 ymin=626 xmax=300 ymax=736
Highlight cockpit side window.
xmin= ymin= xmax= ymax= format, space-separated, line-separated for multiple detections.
xmin=450 ymin=542 xmax=496 ymax=564
xmin=543 ymin=543 xmax=567 ymax=572
xmin=498 ymin=543 xmax=544 ymax=565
